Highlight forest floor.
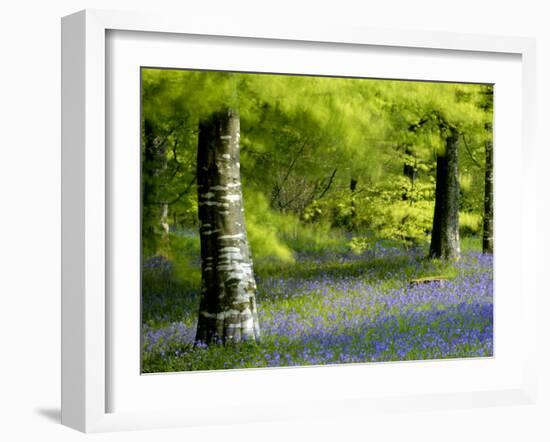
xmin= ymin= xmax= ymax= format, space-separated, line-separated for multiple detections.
xmin=141 ymin=239 xmax=493 ymax=373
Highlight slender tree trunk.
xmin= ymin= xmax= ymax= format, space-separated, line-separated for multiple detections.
xmin=194 ymin=108 xmax=260 ymax=345
xmin=160 ymin=202 xmax=169 ymax=242
xmin=482 ymin=123 xmax=494 ymax=253
xmin=349 ymin=177 xmax=358 ymax=225
xmin=142 ymin=119 xmax=168 ymax=255
xmin=429 ymin=128 xmax=460 ymax=260
xmin=158 ymin=143 xmax=169 ymax=248
xmin=402 ymin=147 xmax=417 ymax=203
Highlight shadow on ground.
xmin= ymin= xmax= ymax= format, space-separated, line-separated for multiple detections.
xmin=34 ymin=407 xmax=61 ymax=423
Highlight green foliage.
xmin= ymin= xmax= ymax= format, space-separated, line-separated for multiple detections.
xmin=242 ymin=191 xmax=295 ymax=263
xmin=140 ymin=68 xmax=493 ymax=263
xmin=459 ymin=211 xmax=483 ymax=237
xmin=243 ymin=190 xmax=348 ymax=262
xmin=348 ymin=236 xmax=374 ymax=254
xmin=377 ymin=201 xmax=434 ymax=247
xmin=167 ymin=231 xmax=201 ymax=287
xmin=460 ymin=235 xmax=483 ymax=253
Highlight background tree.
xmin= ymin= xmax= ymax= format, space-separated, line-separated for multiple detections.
xmin=379 ymin=81 xmax=489 ymax=257
xmin=480 ymin=86 xmax=494 ymax=253
xmin=142 ymin=117 xmax=170 ymax=255
xmin=429 ymin=125 xmax=460 ymax=259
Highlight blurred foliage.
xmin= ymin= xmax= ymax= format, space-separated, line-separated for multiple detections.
xmin=140 ymin=68 xmax=493 ymax=269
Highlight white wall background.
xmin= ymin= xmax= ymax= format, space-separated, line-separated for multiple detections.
xmin=0 ymin=1 xmax=547 ymax=441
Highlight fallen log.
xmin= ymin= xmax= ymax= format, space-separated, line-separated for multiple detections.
xmin=409 ymin=276 xmax=448 ymax=287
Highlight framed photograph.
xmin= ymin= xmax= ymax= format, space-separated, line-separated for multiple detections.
xmin=61 ymin=9 xmax=537 ymax=433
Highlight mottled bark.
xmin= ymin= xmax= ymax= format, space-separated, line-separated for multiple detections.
xmin=482 ymin=123 xmax=494 ymax=253
xmin=195 ymin=108 xmax=260 ymax=345
xmin=429 ymin=128 xmax=460 ymax=260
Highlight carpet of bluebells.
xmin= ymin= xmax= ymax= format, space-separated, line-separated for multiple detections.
xmin=141 ymin=245 xmax=493 ymax=373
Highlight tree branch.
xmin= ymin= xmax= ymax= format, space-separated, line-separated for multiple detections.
xmin=461 ymin=133 xmax=482 ymax=169
xmin=156 ymin=174 xmax=197 ymax=206
xmin=271 ymin=137 xmax=309 ymax=205
xmin=316 ymin=168 xmax=338 ymax=200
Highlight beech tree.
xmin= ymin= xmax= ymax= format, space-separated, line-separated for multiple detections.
xmin=194 ymin=108 xmax=260 ymax=344
xmin=429 ymin=127 xmax=461 ymax=259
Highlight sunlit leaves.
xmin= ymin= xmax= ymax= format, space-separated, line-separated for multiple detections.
xmin=141 ymin=68 xmax=492 ymax=255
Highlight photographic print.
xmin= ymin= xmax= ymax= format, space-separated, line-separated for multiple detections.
xmin=140 ymin=68 xmax=493 ymax=373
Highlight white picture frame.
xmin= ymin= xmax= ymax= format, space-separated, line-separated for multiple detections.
xmin=61 ymin=9 xmax=537 ymax=433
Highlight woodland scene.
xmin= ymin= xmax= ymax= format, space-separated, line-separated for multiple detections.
xmin=140 ymin=68 xmax=493 ymax=373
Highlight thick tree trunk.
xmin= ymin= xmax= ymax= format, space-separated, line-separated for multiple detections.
xmin=429 ymin=128 xmax=460 ymax=260
xmin=482 ymin=124 xmax=494 ymax=253
xmin=194 ymin=108 xmax=260 ymax=345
